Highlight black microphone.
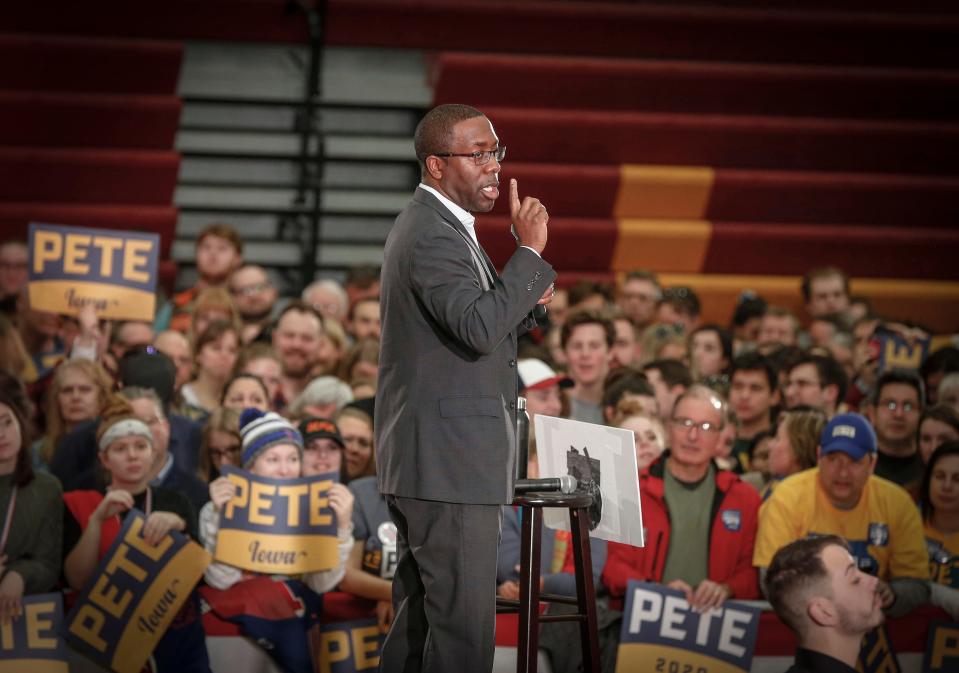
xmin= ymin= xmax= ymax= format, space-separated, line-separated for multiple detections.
xmin=514 ymin=475 xmax=578 ymax=495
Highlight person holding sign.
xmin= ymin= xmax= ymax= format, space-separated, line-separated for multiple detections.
xmin=199 ymin=408 xmax=354 ymax=673
xmin=603 ymin=385 xmax=762 ymax=612
xmin=0 ymin=386 xmax=64 ymax=623
xmin=765 ymin=535 xmax=884 ymax=673
xmin=61 ymin=395 xmax=207 ymax=669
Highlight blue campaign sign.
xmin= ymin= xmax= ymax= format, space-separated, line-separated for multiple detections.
xmin=0 ymin=593 xmax=68 ymax=673
xmin=616 ymin=581 xmax=761 ymax=673
xmin=28 ymin=221 xmax=159 ymax=321
xmin=923 ymin=621 xmax=959 ymax=673
xmin=876 ymin=330 xmax=930 ymax=376
xmin=319 ymin=618 xmax=384 ymax=673
xmin=64 ymin=509 xmax=211 ymax=673
xmin=216 ymin=465 xmax=341 ymax=574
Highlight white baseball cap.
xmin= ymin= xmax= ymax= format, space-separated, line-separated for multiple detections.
xmin=518 ymin=359 xmax=573 ymax=391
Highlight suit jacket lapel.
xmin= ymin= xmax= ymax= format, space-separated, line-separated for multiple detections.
xmin=414 ymin=187 xmax=499 ymax=285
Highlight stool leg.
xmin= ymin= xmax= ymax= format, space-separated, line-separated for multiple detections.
xmin=517 ymin=505 xmax=543 ymax=673
xmin=570 ymin=507 xmax=601 ymax=673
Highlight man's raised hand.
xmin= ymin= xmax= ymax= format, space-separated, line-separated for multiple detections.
xmin=509 ymin=178 xmax=548 ymax=255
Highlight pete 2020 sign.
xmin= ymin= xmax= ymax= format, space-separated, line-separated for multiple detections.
xmin=924 ymin=621 xmax=959 ymax=673
xmin=0 ymin=593 xmax=68 ymax=673
xmin=215 ymin=465 xmax=341 ymax=574
xmin=319 ymin=618 xmax=385 ymax=673
xmin=616 ymin=582 xmax=761 ymax=673
xmin=65 ymin=510 xmax=211 ymax=673
xmin=28 ymin=222 xmax=159 ymax=321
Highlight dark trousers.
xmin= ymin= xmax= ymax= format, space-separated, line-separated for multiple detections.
xmin=379 ymin=495 xmax=501 ymax=673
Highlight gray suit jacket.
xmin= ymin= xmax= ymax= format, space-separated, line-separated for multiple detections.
xmin=375 ymin=187 xmax=556 ymax=505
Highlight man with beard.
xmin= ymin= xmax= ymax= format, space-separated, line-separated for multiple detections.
xmin=375 ymin=104 xmax=554 ymax=673
xmin=867 ymin=368 xmax=924 ymax=489
xmin=229 ymin=264 xmax=281 ymax=343
xmin=271 ymin=301 xmax=328 ymax=409
xmin=766 ymin=536 xmax=884 ymax=673
xmin=754 ymin=413 xmax=929 ymax=617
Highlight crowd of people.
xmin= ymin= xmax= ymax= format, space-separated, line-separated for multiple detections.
xmin=1 ymin=224 xmax=959 ymax=671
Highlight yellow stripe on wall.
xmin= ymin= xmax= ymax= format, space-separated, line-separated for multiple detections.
xmin=613 ymin=164 xmax=715 ymax=219
xmin=612 ymin=219 xmax=713 ymax=273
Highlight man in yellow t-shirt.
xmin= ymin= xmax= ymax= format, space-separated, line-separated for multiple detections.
xmin=754 ymin=413 xmax=929 ymax=617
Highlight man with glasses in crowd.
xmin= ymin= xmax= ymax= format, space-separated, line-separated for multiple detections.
xmin=375 ymin=104 xmax=555 ymax=673
xmin=229 ymin=263 xmax=282 ymax=343
xmin=602 ymin=385 xmax=762 ymax=613
xmin=616 ymin=270 xmax=661 ymax=332
xmin=867 ymin=368 xmax=925 ymax=488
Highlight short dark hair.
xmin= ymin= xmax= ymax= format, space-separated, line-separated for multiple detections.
xmin=623 ymin=270 xmax=661 ymax=294
xmin=791 ymin=353 xmax=848 ymax=403
xmin=345 ymin=264 xmax=381 ymax=290
xmin=413 ymin=104 xmax=485 ymax=174
xmin=197 ymin=222 xmax=243 ymax=255
xmin=567 ymin=280 xmax=613 ymax=308
xmin=276 ymin=300 xmax=325 ymax=331
xmin=765 ymin=534 xmax=848 ymax=636
xmin=801 ymin=266 xmax=849 ymax=304
xmin=731 ymin=292 xmax=767 ymax=328
xmin=921 ymin=346 xmax=959 ymax=381
xmin=561 ymin=309 xmax=615 ymax=350
xmin=660 ymin=286 xmax=700 ymax=318
xmin=642 ymin=358 xmax=693 ymax=389
xmin=871 ymin=367 xmax=925 ymax=408
xmin=603 ymin=370 xmax=654 ymax=410
xmin=730 ymin=351 xmax=778 ymax=392
xmin=920 ymin=404 xmax=959 ymax=443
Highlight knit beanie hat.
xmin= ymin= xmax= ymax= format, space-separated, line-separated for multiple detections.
xmin=240 ymin=407 xmax=303 ymax=469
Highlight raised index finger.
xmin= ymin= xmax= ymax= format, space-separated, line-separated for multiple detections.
xmin=510 ymin=178 xmax=520 ymax=214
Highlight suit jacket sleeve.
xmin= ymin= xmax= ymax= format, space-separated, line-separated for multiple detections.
xmin=409 ymin=221 xmax=554 ymax=356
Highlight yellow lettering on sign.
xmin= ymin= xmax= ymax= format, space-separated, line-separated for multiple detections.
xmin=310 ymin=480 xmax=333 ymax=526
xmin=122 ymin=515 xmax=172 ymax=561
xmin=89 ymin=575 xmax=132 ymax=619
xmin=32 ymin=231 xmax=62 ymax=273
xmin=25 ymin=601 xmax=57 ymax=649
xmin=224 ymin=473 xmax=249 ymax=520
xmin=123 ymin=239 xmax=152 ymax=283
xmin=63 ymin=234 xmax=92 ymax=274
xmin=249 ymin=482 xmax=276 ymax=526
xmin=0 ymin=619 xmax=12 ymax=649
xmin=352 ymin=625 xmax=381 ymax=668
xmin=68 ymin=605 xmax=108 ymax=653
xmin=104 ymin=539 xmax=148 ymax=581
xmin=92 ymin=236 xmax=123 ymax=276
xmin=278 ymin=484 xmax=309 ymax=526
xmin=932 ymin=625 xmax=959 ymax=668
xmin=319 ymin=629 xmax=350 ymax=673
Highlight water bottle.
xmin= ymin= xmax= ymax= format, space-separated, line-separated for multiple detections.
xmin=515 ymin=396 xmax=530 ymax=481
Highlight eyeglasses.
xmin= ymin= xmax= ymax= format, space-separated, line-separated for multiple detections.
xmin=879 ymin=400 xmax=917 ymax=413
xmin=432 ymin=147 xmax=506 ymax=166
xmin=671 ymin=417 xmax=721 ymax=434
xmin=210 ymin=445 xmax=241 ymax=461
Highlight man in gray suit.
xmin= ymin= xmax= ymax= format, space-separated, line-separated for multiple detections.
xmin=375 ymin=104 xmax=556 ymax=672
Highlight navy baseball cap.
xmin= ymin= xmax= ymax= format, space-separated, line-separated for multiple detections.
xmin=820 ymin=413 xmax=877 ymax=460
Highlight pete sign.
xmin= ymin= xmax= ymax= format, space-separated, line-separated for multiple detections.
xmin=319 ymin=618 xmax=385 ymax=673
xmin=215 ymin=465 xmax=341 ymax=574
xmin=28 ymin=222 xmax=159 ymax=321
xmin=0 ymin=593 xmax=68 ymax=673
xmin=616 ymin=582 xmax=760 ymax=673
xmin=65 ymin=510 xmax=211 ymax=673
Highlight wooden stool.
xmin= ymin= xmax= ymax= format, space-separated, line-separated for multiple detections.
xmin=496 ymin=492 xmax=600 ymax=673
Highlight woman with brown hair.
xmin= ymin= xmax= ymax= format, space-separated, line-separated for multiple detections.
xmin=181 ymin=321 xmax=241 ymax=414
xmin=335 ymin=405 xmax=376 ymax=483
xmin=763 ymin=406 xmax=827 ymax=499
xmin=197 ymin=407 xmax=242 ymax=483
xmin=35 ymin=359 xmax=113 ymax=470
xmin=0 ymin=384 xmax=63 ymax=623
